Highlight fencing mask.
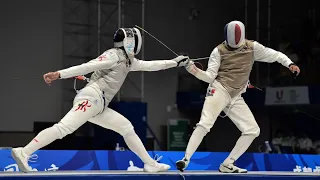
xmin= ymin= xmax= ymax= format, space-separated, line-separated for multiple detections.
xmin=224 ymin=21 xmax=245 ymax=49
xmin=114 ymin=28 xmax=142 ymax=58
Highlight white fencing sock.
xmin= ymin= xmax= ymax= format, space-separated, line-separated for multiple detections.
xmin=123 ymin=131 xmax=154 ymax=164
xmin=223 ymin=135 xmax=255 ymax=165
xmin=185 ymin=126 xmax=208 ymax=160
xmin=23 ymin=126 xmax=60 ymax=156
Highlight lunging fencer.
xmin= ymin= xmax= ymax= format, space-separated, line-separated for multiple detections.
xmin=176 ymin=20 xmax=300 ymax=173
xmin=11 ymin=27 xmax=189 ymax=173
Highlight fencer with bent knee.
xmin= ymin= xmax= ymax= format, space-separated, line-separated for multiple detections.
xmin=176 ymin=20 xmax=300 ymax=173
xmin=11 ymin=27 xmax=189 ymax=173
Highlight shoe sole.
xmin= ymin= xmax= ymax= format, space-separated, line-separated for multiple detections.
xmin=143 ymin=164 xmax=170 ymax=173
xmin=176 ymin=161 xmax=185 ymax=172
xmin=219 ymin=169 xmax=248 ymax=173
xmin=11 ymin=149 xmax=29 ymax=173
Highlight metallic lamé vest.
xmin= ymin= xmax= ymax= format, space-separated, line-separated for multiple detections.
xmin=215 ymin=40 xmax=254 ymax=98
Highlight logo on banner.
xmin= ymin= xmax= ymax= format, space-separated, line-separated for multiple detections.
xmin=3 ymin=163 xmax=58 ymax=172
xmin=3 ymin=153 xmax=59 ymax=172
xmin=127 ymin=161 xmax=143 ymax=172
xmin=265 ymin=86 xmax=309 ymax=105
xmin=275 ymin=90 xmax=286 ymax=104
xmin=276 ymin=90 xmax=283 ymax=100
xmin=293 ymin=165 xmax=320 ymax=173
xmin=4 ymin=164 xmax=18 ymax=171
xmin=275 ymin=89 xmax=298 ymax=103
xmin=289 ymin=90 xmax=298 ymax=102
xmin=45 ymin=164 xmax=59 ymax=171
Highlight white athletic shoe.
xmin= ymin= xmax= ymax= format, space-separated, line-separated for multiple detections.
xmin=219 ymin=163 xmax=248 ymax=173
xmin=175 ymin=157 xmax=190 ymax=172
xmin=11 ymin=148 xmax=32 ymax=173
xmin=143 ymin=154 xmax=170 ymax=172
xmin=144 ymin=161 xmax=170 ymax=172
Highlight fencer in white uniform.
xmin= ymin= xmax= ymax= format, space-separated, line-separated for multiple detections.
xmin=11 ymin=27 xmax=189 ymax=173
xmin=176 ymin=21 xmax=301 ymax=173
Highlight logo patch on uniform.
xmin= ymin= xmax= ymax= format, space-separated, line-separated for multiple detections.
xmin=98 ymin=51 xmax=113 ymax=61
xmin=94 ymin=99 xmax=98 ymax=105
xmin=75 ymin=100 xmax=91 ymax=112
xmin=206 ymin=88 xmax=215 ymax=96
xmin=98 ymin=55 xmax=106 ymax=61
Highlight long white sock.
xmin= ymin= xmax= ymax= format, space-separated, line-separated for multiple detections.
xmin=185 ymin=126 xmax=207 ymax=160
xmin=123 ymin=132 xmax=154 ymax=164
xmin=223 ymin=135 xmax=255 ymax=165
xmin=23 ymin=126 xmax=60 ymax=156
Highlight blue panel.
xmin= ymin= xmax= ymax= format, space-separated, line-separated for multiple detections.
xmin=110 ymin=101 xmax=147 ymax=144
xmin=176 ymin=92 xmax=205 ymax=110
xmin=1 ymin=150 xmax=320 ymax=173
xmin=93 ymin=101 xmax=147 ymax=149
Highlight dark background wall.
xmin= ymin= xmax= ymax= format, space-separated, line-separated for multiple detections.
xmin=0 ymin=0 xmax=63 ymax=132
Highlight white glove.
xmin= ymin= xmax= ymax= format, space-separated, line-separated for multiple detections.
xmin=173 ymin=56 xmax=189 ymax=67
xmin=185 ymin=60 xmax=197 ymax=75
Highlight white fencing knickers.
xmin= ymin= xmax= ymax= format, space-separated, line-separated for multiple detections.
xmin=22 ymin=86 xmax=104 ymax=155
xmin=184 ymin=80 xmax=260 ymax=165
xmin=22 ymin=86 xmax=155 ymax=164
